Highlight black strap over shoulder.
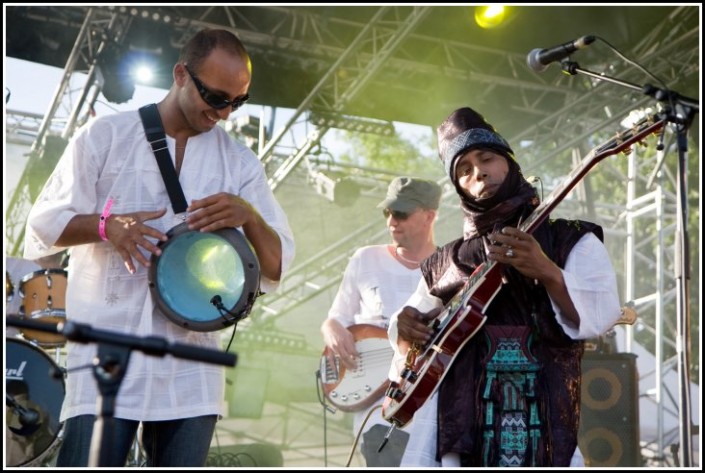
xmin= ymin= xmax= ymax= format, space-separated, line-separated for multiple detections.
xmin=138 ymin=103 xmax=188 ymax=214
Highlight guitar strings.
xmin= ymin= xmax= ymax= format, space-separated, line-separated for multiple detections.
xmin=350 ymin=348 xmax=395 ymax=369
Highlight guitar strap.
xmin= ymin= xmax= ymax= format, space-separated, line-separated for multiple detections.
xmin=138 ymin=103 xmax=188 ymax=215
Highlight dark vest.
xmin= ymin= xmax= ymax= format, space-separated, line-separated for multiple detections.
xmin=421 ymin=218 xmax=602 ymax=466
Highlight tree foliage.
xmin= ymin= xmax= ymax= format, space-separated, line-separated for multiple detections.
xmin=333 ymin=127 xmax=445 ymax=181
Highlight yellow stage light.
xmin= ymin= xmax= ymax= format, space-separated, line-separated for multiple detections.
xmin=475 ymin=5 xmax=506 ymax=29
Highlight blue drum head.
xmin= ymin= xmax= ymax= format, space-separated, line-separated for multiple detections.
xmin=149 ymin=223 xmax=260 ymax=332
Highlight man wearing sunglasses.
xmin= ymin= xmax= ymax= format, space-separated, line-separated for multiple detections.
xmin=320 ymin=176 xmax=442 ymax=466
xmin=24 ymin=28 xmax=295 ymax=467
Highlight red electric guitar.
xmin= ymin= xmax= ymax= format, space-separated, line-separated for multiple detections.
xmin=382 ymin=113 xmax=666 ymax=428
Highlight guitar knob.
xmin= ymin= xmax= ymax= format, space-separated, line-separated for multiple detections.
xmin=330 ymin=391 xmax=338 ymax=398
xmin=340 ymin=395 xmax=348 ymax=401
xmin=353 ymin=394 xmax=360 ymax=400
xmin=364 ymin=385 xmax=371 ymax=392
xmin=386 ymin=386 xmax=403 ymax=401
xmin=401 ymin=367 xmax=418 ymax=383
xmin=385 ymin=382 xmax=398 ymax=397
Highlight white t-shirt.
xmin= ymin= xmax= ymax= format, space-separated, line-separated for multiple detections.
xmin=326 ymin=244 xmax=427 ymax=439
xmin=23 ymin=110 xmax=295 ymax=422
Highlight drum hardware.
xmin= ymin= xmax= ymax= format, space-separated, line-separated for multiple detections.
xmin=6 ymin=393 xmax=41 ymax=429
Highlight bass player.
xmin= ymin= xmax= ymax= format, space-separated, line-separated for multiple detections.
xmin=320 ymin=176 xmax=442 ymax=466
xmin=388 ymin=107 xmax=622 ymax=467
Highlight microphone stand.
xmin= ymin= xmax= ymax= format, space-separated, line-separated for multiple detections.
xmin=562 ymin=60 xmax=699 ymax=467
xmin=6 ymin=315 xmax=237 ymax=467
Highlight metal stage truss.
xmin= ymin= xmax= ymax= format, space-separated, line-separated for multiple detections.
xmin=4 ymin=5 xmax=699 ymax=467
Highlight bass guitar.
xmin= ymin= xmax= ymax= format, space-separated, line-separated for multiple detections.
xmin=320 ymin=324 xmax=394 ymax=412
xmin=382 ymin=113 xmax=666 ymax=428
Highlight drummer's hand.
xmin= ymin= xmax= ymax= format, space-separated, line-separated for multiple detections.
xmin=187 ymin=192 xmax=255 ymax=232
xmin=105 ymin=208 xmax=168 ymax=274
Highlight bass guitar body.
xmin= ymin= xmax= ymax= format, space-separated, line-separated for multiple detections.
xmin=320 ymin=324 xmax=394 ymax=412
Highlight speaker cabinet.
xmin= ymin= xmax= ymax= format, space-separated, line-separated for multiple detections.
xmin=579 ymin=352 xmax=640 ymax=467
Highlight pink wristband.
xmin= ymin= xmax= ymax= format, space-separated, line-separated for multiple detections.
xmin=99 ymin=198 xmax=114 ymax=241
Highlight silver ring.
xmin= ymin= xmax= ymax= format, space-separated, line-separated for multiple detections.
xmin=505 ymin=248 xmax=515 ymax=258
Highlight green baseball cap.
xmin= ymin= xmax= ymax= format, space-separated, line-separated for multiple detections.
xmin=377 ymin=177 xmax=442 ymax=213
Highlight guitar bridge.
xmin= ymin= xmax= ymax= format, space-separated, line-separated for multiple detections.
xmin=319 ymin=356 xmax=340 ymax=383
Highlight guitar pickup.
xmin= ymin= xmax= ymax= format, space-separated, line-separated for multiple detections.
xmin=401 ymin=367 xmax=418 ymax=383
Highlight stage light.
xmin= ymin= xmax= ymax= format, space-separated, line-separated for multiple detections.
xmin=97 ymin=42 xmax=135 ymax=104
xmin=474 ymin=6 xmax=506 ymax=29
xmin=226 ymin=115 xmax=261 ymax=152
xmin=309 ymin=169 xmax=361 ymax=207
xmin=134 ymin=65 xmax=153 ymax=84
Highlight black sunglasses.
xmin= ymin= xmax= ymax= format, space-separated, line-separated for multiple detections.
xmin=184 ymin=64 xmax=249 ymax=111
xmin=383 ymin=209 xmax=412 ymax=221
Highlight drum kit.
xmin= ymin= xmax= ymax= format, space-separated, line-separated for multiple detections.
xmin=5 ymin=265 xmax=68 ymax=467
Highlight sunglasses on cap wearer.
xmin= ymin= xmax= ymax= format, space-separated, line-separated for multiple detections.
xmin=383 ymin=208 xmax=414 ymax=221
xmin=184 ymin=64 xmax=249 ymax=112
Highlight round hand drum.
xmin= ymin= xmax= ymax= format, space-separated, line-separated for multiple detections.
xmin=18 ymin=269 xmax=68 ymax=347
xmin=149 ymin=222 xmax=261 ymax=332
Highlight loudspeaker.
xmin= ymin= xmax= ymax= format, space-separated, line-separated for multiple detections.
xmin=579 ymin=352 xmax=640 ymax=467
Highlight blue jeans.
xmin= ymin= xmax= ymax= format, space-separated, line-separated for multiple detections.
xmin=55 ymin=415 xmax=217 ymax=467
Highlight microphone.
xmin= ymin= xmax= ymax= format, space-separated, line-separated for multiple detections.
xmin=210 ymin=294 xmax=223 ymax=307
xmin=6 ymin=393 xmax=41 ymax=427
xmin=211 ymin=294 xmax=239 ymax=324
xmin=526 ymin=35 xmax=595 ymax=72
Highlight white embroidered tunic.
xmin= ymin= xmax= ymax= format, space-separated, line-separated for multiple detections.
xmin=24 ymin=111 xmax=295 ymax=422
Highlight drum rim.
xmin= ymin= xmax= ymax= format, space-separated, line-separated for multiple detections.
xmin=148 ymin=222 xmax=261 ymax=332
xmin=19 ymin=268 xmax=68 ymax=285
xmin=7 ymin=270 xmax=15 ymax=302
xmin=19 ymin=310 xmax=67 ymax=348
